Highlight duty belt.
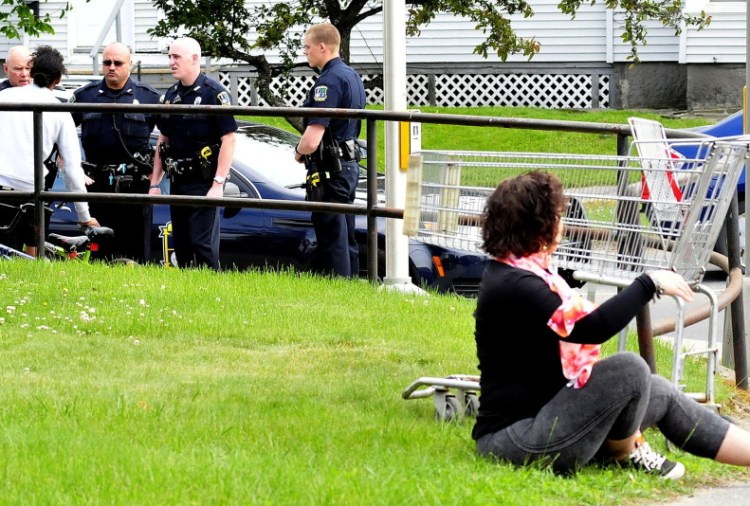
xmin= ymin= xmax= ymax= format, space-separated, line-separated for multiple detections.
xmin=82 ymin=161 xmax=143 ymax=173
xmin=163 ymin=157 xmax=198 ymax=176
xmin=82 ymin=161 xmax=150 ymax=192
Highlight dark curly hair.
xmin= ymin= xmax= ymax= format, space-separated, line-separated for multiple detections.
xmin=30 ymin=45 xmax=66 ymax=89
xmin=481 ymin=170 xmax=566 ymax=258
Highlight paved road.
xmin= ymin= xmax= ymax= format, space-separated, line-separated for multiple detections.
xmin=651 ymin=481 xmax=750 ymax=506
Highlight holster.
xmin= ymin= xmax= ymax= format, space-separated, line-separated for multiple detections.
xmin=304 ymin=162 xmax=325 ymax=202
xmin=310 ymin=129 xmax=343 ymax=173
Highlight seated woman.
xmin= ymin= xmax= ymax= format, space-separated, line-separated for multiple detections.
xmin=473 ymin=170 xmax=750 ymax=479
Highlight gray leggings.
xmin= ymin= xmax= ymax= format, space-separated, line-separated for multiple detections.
xmin=476 ymin=352 xmax=730 ymax=474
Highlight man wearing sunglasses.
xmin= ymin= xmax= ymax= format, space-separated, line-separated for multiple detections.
xmin=70 ymin=42 xmax=161 ymax=263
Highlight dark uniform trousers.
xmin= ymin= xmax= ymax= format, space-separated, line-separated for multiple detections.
xmin=86 ymin=174 xmax=152 ymax=262
xmin=310 ymin=161 xmax=360 ymax=277
xmin=170 ymin=179 xmax=220 ymax=270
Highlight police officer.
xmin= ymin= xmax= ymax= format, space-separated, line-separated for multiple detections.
xmin=0 ymin=45 xmax=32 ymax=91
xmin=294 ymin=23 xmax=366 ymax=278
xmin=71 ymin=42 xmax=160 ymax=262
xmin=148 ymin=37 xmax=237 ymax=270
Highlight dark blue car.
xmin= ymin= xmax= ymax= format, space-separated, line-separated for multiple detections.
xmin=50 ymin=122 xmax=487 ymax=296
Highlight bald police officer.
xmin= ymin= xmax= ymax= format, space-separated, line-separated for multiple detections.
xmin=71 ymin=42 xmax=161 ymax=262
xmin=148 ymin=37 xmax=237 ymax=270
xmin=294 ymin=23 xmax=366 ymax=278
xmin=0 ymin=45 xmax=32 ymax=91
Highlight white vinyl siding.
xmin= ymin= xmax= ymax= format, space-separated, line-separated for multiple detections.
xmin=0 ymin=0 xmax=745 ymax=67
xmin=682 ymin=5 xmax=747 ymax=63
xmin=134 ymin=0 xmax=160 ymax=53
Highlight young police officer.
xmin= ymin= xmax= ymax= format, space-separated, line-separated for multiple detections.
xmin=294 ymin=23 xmax=366 ymax=278
xmin=148 ymin=37 xmax=237 ymax=270
xmin=71 ymin=42 xmax=161 ymax=262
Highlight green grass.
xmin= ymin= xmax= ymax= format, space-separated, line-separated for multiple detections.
xmin=243 ymin=106 xmax=714 ymax=173
xmin=0 ymin=261 xmax=746 ymax=505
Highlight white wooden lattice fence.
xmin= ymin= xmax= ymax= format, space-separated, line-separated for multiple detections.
xmin=219 ymin=70 xmax=611 ymax=109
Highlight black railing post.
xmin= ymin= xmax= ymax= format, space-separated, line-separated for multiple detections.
xmin=33 ymin=110 xmax=46 ymax=258
xmin=726 ymin=193 xmax=748 ymax=388
xmin=366 ymin=118 xmax=378 ymax=284
xmin=617 ymin=132 xmax=657 ymax=372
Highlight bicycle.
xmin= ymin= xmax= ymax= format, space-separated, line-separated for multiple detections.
xmin=0 ymin=201 xmax=115 ymax=262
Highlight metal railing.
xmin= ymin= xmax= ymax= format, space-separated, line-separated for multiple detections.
xmin=0 ymin=101 xmax=744 ymax=386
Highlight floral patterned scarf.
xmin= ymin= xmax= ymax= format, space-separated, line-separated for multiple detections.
xmin=498 ymin=252 xmax=599 ymax=388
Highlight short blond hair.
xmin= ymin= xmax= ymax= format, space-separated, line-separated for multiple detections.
xmin=306 ymin=23 xmax=340 ymax=51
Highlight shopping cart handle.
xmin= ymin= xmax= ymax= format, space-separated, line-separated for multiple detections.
xmin=401 ymin=376 xmax=481 ymax=400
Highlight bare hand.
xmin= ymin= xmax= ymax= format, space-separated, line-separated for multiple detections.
xmin=647 ymin=270 xmax=694 ymax=302
xmin=79 ymin=218 xmax=100 ymax=228
xmin=206 ymin=185 xmax=224 ymax=199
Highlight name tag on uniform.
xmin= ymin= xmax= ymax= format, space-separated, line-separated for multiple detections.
xmin=314 ymin=86 xmax=328 ymax=102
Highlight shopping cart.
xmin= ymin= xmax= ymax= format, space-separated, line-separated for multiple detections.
xmin=401 ymin=139 xmax=749 ymax=417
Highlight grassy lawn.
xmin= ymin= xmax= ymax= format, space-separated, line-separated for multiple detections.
xmin=1 ymin=107 xmax=744 ymax=504
xmin=0 ymin=261 xmax=747 ymax=505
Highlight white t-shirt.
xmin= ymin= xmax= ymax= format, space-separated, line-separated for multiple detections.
xmin=0 ymin=84 xmax=91 ymax=222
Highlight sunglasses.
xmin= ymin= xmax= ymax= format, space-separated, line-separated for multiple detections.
xmin=102 ymin=60 xmax=126 ymax=67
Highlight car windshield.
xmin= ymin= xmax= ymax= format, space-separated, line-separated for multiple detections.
xmin=234 ymin=124 xmax=308 ymax=189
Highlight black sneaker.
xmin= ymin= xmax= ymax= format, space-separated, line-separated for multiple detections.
xmin=626 ymin=439 xmax=685 ymax=480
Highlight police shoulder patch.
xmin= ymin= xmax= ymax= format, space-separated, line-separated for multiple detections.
xmin=159 ymin=94 xmax=166 ymax=104
xmin=68 ymin=95 xmax=76 ymax=104
xmin=313 ymin=86 xmax=328 ymax=102
xmin=217 ymin=91 xmax=231 ymax=106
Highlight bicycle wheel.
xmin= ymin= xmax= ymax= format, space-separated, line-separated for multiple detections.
xmin=0 ymin=242 xmax=34 ymax=260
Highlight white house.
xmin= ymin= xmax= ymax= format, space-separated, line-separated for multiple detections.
xmin=0 ymin=0 xmax=745 ymax=110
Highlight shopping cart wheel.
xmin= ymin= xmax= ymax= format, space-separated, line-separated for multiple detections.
xmin=434 ymin=392 xmax=461 ymax=422
xmin=463 ymin=391 xmax=479 ymax=417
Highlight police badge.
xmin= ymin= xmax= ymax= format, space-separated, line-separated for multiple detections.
xmin=314 ymin=86 xmax=328 ymax=102
xmin=217 ymin=91 xmax=231 ymax=106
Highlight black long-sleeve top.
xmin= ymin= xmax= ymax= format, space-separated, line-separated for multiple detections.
xmin=471 ymin=261 xmax=657 ymax=440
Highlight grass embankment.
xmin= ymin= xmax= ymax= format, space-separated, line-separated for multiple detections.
xmin=0 ymin=261 xmax=746 ymax=505
xmin=245 ymin=106 xmax=712 ymax=161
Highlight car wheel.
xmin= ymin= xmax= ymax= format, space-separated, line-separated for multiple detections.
xmin=359 ymin=245 xmax=422 ymax=287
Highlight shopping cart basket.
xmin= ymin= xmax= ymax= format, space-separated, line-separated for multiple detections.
xmin=401 ymin=139 xmax=749 ymax=414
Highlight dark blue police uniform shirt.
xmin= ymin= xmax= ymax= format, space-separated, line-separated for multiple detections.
xmin=0 ymin=80 xmax=12 ymax=92
xmin=156 ymin=73 xmax=238 ymax=159
xmin=303 ymin=57 xmax=366 ymax=142
xmin=71 ymin=78 xmax=161 ymax=164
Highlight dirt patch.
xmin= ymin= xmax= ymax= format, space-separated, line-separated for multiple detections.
xmin=717 ymin=366 xmax=750 ymax=430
